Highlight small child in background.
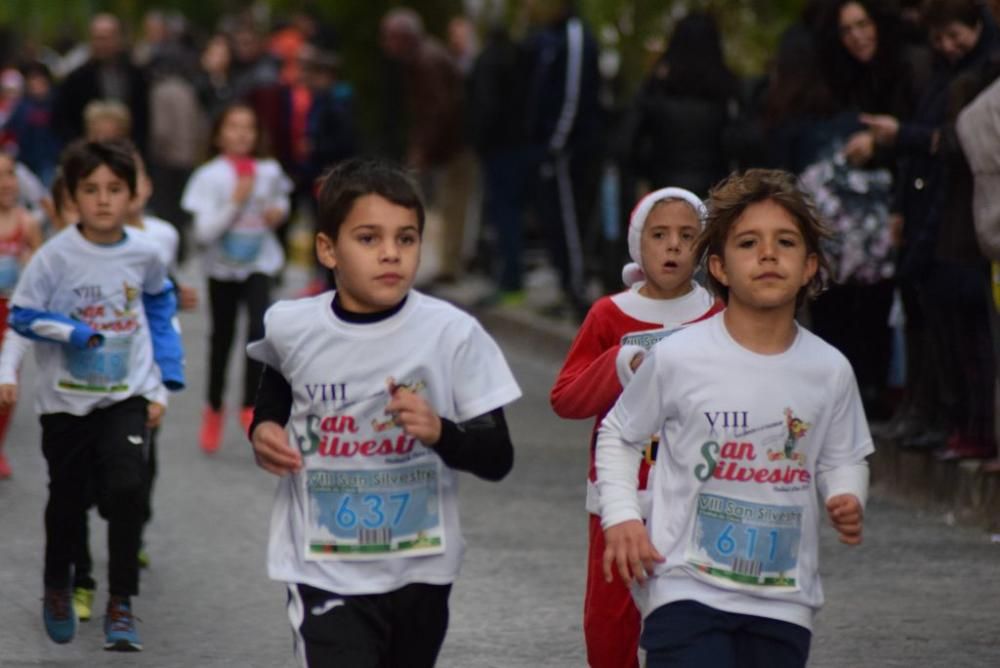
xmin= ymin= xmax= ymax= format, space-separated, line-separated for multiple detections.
xmin=66 ymin=143 xmax=197 ymax=623
xmin=550 ymin=187 xmax=721 ymax=668
xmin=83 ymin=100 xmax=132 ymax=143
xmin=0 ymin=151 xmax=42 ymax=478
xmin=39 ymin=169 xmax=79 ymax=235
xmin=182 ymin=102 xmax=292 ymax=453
xmin=598 ymin=170 xmax=871 ymax=668
xmin=8 ymin=139 xmax=183 ymax=651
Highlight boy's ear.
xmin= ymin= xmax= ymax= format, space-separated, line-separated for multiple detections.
xmin=315 ymin=231 xmax=337 ymax=271
xmin=708 ymin=254 xmax=729 ymax=287
xmin=802 ymin=252 xmax=819 ymax=287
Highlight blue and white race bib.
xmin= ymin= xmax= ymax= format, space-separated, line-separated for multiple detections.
xmin=58 ymin=333 xmax=133 ymax=394
xmin=220 ymin=229 xmax=266 ymax=265
xmin=685 ymin=492 xmax=802 ymax=590
xmin=304 ymin=460 xmax=445 ymax=561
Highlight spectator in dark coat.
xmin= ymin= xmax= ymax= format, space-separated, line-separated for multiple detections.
xmin=805 ymin=0 xmax=930 ymax=422
xmin=53 ymin=14 xmax=149 ymax=153
xmin=522 ymin=0 xmax=603 ymax=319
xmin=861 ymin=0 xmax=999 ymax=458
xmin=469 ymin=24 xmax=532 ymax=298
xmin=4 ymin=62 xmax=61 ymax=186
xmin=624 ymin=12 xmax=739 ymax=199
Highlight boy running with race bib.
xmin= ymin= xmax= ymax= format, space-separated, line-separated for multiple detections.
xmin=9 ymin=139 xmax=182 ymax=651
xmin=247 ymin=158 xmax=521 ymax=667
xmin=598 ymin=169 xmax=872 ymax=668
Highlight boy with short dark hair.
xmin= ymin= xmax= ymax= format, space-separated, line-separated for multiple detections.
xmin=248 ymin=158 xmax=521 ymax=667
xmin=598 ymin=169 xmax=872 ymax=668
xmin=9 ymin=139 xmax=182 ymax=652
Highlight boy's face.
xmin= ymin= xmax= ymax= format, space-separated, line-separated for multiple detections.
xmin=639 ymin=200 xmax=700 ymax=299
xmin=71 ymin=165 xmax=133 ymax=243
xmin=316 ymin=194 xmax=421 ymax=313
xmin=0 ymin=157 xmax=18 ymax=209
xmin=708 ymin=199 xmax=817 ymax=313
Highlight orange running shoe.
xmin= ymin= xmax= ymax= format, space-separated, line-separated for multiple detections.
xmin=239 ymin=406 xmax=254 ymax=436
xmin=199 ymin=407 xmax=224 ymax=454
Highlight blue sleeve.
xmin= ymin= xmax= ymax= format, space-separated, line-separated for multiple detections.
xmin=143 ymin=280 xmax=186 ymax=391
xmin=9 ymin=305 xmax=103 ymax=350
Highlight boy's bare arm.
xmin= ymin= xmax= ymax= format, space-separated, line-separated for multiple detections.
xmin=826 ymin=494 xmax=864 ymax=545
xmin=251 ymin=421 xmax=303 ymax=476
xmin=603 ymin=520 xmax=665 ymax=586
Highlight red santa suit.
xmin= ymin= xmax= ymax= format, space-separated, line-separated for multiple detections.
xmin=550 ymin=187 xmax=721 ymax=668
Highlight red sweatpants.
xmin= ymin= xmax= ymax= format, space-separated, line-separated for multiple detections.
xmin=585 ymin=513 xmax=640 ymax=668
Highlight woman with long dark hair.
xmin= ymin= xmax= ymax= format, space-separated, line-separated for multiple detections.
xmin=625 ymin=12 xmax=739 ymax=198
xmin=800 ymin=1 xmax=930 ymax=424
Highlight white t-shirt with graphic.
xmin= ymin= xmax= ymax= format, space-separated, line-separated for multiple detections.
xmin=136 ymin=215 xmax=180 ymax=271
xmin=247 ymin=290 xmax=522 ymax=595
xmin=182 ymin=156 xmax=292 ymax=281
xmin=11 ymin=225 xmax=168 ymax=415
xmin=597 ymin=312 xmax=873 ymax=630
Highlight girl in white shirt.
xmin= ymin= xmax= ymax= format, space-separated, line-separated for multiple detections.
xmin=181 ymin=102 xmax=292 ymax=453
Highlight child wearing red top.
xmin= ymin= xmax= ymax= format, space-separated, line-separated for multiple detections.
xmin=551 ymin=187 xmax=721 ymax=668
xmin=0 ymin=152 xmax=41 ymax=478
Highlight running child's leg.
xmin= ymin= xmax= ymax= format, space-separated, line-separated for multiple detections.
xmin=386 ymin=583 xmax=451 ymax=668
xmin=40 ymin=412 xmax=96 ymax=591
xmin=287 ymin=583 xmax=385 ymax=668
xmin=641 ymin=600 xmax=738 ymax=668
xmin=207 ymin=278 xmax=242 ymax=411
xmin=93 ymin=397 xmax=149 ymax=598
xmin=142 ymin=426 xmax=159 ymax=528
xmin=286 ymin=582 xmax=450 ymax=668
xmin=584 ymin=514 xmax=641 ymax=668
xmin=733 ymin=615 xmax=811 ymax=668
xmin=0 ymin=296 xmax=14 ymax=478
xmin=241 ymin=272 xmax=272 ymax=411
xmin=72 ymin=514 xmax=96 ymax=586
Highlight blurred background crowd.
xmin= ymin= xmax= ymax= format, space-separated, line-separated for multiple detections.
xmin=1 ymin=0 xmax=999 ymax=468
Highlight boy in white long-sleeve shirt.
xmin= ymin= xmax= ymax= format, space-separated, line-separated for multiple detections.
xmin=597 ymin=169 xmax=872 ymax=668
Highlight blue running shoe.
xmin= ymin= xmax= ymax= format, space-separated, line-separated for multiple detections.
xmin=104 ymin=596 xmax=142 ymax=651
xmin=42 ymin=588 xmax=76 ymax=644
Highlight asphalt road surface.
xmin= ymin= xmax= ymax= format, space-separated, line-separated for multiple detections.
xmin=1 ymin=283 xmax=998 ymax=667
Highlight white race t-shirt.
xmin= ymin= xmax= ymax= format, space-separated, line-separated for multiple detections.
xmin=597 ymin=313 xmax=873 ymax=630
xmin=11 ymin=225 xmax=168 ymax=415
xmin=136 ymin=215 xmax=180 ymax=271
xmin=247 ymin=290 xmax=522 ymax=595
xmin=181 ymin=156 xmax=291 ymax=281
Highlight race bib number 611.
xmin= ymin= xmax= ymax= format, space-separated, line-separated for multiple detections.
xmin=686 ymin=493 xmax=802 ymax=590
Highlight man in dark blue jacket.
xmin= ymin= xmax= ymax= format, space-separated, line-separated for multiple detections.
xmin=522 ymin=0 xmax=602 ymax=319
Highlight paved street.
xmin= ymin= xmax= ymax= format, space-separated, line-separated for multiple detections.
xmin=0 ymin=273 xmax=998 ymax=667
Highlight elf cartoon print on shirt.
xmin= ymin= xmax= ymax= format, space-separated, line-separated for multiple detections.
xmin=291 ymin=375 xmax=444 ymax=562
xmin=58 ymin=281 xmax=142 ymax=393
xmin=687 ymin=407 xmax=814 ymax=592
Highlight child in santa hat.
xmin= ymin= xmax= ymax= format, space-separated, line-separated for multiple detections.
xmin=550 ymin=187 xmax=722 ymax=668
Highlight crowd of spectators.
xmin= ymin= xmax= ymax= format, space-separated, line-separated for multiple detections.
xmin=1 ymin=0 xmax=999 ymax=469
